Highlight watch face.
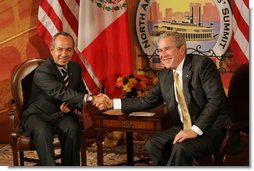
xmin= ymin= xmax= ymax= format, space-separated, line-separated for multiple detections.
xmin=88 ymin=95 xmax=93 ymax=101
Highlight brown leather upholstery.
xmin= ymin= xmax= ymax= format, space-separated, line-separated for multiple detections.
xmin=11 ymin=58 xmax=46 ymax=114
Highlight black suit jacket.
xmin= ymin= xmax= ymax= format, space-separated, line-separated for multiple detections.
xmin=20 ymin=58 xmax=88 ymax=133
xmin=122 ymin=54 xmax=232 ymax=133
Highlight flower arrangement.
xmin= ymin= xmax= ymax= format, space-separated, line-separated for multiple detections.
xmin=116 ymin=74 xmax=157 ymax=98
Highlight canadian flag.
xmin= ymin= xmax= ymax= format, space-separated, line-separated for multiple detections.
xmin=78 ymin=0 xmax=133 ymax=97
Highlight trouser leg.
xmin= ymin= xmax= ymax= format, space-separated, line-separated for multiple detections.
xmin=58 ymin=115 xmax=82 ymax=166
xmin=166 ymin=130 xmax=223 ymax=166
xmin=144 ymin=127 xmax=180 ymax=165
xmin=26 ymin=115 xmax=55 ymax=166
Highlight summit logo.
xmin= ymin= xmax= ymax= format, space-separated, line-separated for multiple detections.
xmin=135 ymin=0 xmax=232 ymax=70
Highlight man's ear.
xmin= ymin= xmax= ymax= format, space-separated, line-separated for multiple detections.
xmin=50 ymin=46 xmax=54 ymax=55
xmin=180 ymin=44 xmax=186 ymax=55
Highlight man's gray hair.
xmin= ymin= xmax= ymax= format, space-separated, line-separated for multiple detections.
xmin=157 ymin=31 xmax=186 ymax=49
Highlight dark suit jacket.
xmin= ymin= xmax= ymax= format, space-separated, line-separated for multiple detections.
xmin=20 ymin=57 xmax=88 ymax=133
xmin=122 ymin=54 xmax=232 ymax=133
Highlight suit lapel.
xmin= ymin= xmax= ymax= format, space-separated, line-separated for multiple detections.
xmin=49 ymin=58 xmax=63 ymax=79
xmin=167 ymin=70 xmax=176 ymax=109
xmin=182 ymin=55 xmax=192 ymax=107
xmin=67 ymin=63 xmax=74 ymax=88
xmin=166 ymin=70 xmax=180 ymax=124
xmin=49 ymin=58 xmax=68 ymax=86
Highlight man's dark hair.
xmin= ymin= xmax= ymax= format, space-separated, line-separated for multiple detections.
xmin=51 ymin=31 xmax=75 ymax=48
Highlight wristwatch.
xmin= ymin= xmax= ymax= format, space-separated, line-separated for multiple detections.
xmin=87 ymin=94 xmax=93 ymax=103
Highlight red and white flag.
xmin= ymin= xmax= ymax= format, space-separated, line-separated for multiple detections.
xmin=230 ymin=0 xmax=249 ymax=65
xmin=78 ymin=0 xmax=133 ymax=97
xmin=37 ymin=0 xmax=133 ymax=97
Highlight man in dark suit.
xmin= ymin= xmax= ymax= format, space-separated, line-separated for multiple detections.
xmin=20 ymin=32 xmax=110 ymax=166
xmin=100 ymin=31 xmax=232 ymax=165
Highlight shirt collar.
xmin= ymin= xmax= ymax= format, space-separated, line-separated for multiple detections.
xmin=57 ymin=65 xmax=67 ymax=70
xmin=173 ymin=56 xmax=185 ymax=74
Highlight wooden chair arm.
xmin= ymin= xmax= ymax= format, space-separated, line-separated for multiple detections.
xmin=227 ymin=121 xmax=248 ymax=131
xmin=8 ymin=99 xmax=18 ymax=136
xmin=8 ymin=100 xmax=16 ymax=133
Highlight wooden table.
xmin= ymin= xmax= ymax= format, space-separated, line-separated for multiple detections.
xmin=94 ymin=104 xmax=172 ymax=166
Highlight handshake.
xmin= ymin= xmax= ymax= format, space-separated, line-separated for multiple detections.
xmin=60 ymin=93 xmax=113 ymax=114
xmin=92 ymin=93 xmax=113 ymax=111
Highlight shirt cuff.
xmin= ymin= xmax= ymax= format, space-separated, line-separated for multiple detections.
xmin=83 ymin=94 xmax=88 ymax=103
xmin=191 ymin=125 xmax=203 ymax=135
xmin=113 ymin=99 xmax=121 ymax=109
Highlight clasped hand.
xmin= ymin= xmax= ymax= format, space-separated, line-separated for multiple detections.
xmin=60 ymin=93 xmax=112 ymax=113
xmin=92 ymin=93 xmax=112 ymax=110
xmin=60 ymin=102 xmax=73 ymax=113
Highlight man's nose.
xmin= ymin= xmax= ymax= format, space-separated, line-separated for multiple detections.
xmin=62 ymin=49 xmax=68 ymax=55
xmin=159 ymin=54 xmax=165 ymax=60
xmin=160 ymin=51 xmax=167 ymax=57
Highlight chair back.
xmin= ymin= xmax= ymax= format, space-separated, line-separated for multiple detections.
xmin=11 ymin=58 xmax=45 ymax=115
xmin=227 ymin=63 xmax=249 ymax=126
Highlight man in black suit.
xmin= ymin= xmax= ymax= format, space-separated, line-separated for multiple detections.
xmin=20 ymin=32 xmax=110 ymax=166
xmin=100 ymin=31 xmax=232 ymax=165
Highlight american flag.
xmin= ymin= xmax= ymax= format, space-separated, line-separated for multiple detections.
xmin=37 ymin=0 xmax=133 ymax=97
xmin=37 ymin=0 xmax=100 ymax=94
xmin=230 ymin=0 xmax=249 ymax=65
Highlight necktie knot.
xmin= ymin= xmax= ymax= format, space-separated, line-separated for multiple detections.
xmin=173 ymin=71 xmax=179 ymax=83
xmin=60 ymin=66 xmax=67 ymax=75
xmin=174 ymin=71 xmax=183 ymax=89
xmin=174 ymin=71 xmax=178 ymax=77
